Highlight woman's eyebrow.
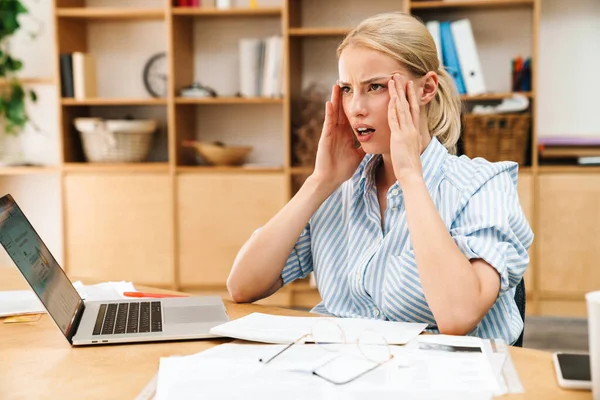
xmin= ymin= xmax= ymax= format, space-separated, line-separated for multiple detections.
xmin=338 ymin=76 xmax=391 ymax=86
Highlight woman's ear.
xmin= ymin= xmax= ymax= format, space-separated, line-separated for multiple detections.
xmin=420 ymin=71 xmax=438 ymax=106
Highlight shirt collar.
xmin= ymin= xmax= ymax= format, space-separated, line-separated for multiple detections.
xmin=358 ymin=136 xmax=448 ymax=195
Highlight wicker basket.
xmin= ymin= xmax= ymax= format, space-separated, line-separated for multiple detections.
xmin=462 ymin=113 xmax=530 ymax=165
xmin=75 ymin=118 xmax=156 ymax=163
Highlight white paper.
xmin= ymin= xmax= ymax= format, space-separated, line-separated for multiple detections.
xmin=209 ymin=312 xmax=427 ymax=345
xmin=0 ymin=290 xmax=45 ymax=317
xmin=0 ymin=281 xmax=137 ymax=317
xmin=72 ymin=280 xmax=136 ymax=301
xmin=155 ymin=343 xmax=495 ymax=400
xmin=400 ymin=337 xmax=500 ymax=394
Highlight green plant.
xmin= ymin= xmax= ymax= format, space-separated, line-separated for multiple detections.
xmin=0 ymin=0 xmax=37 ymax=135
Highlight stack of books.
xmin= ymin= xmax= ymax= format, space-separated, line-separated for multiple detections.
xmin=59 ymin=52 xmax=97 ymax=99
xmin=538 ymin=137 xmax=600 ymax=165
xmin=238 ymin=35 xmax=283 ymax=98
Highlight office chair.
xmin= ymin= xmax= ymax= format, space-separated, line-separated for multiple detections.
xmin=513 ymin=278 xmax=526 ymax=347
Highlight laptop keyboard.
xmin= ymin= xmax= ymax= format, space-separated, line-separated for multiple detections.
xmin=92 ymin=301 xmax=162 ymax=335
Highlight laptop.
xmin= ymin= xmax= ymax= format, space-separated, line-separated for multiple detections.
xmin=0 ymin=194 xmax=230 ymax=345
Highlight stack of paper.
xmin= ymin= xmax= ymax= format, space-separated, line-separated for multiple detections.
xmin=155 ymin=341 xmax=501 ymax=400
xmin=209 ymin=312 xmax=428 ymax=345
xmin=0 ymin=290 xmax=45 ymax=317
xmin=0 ymin=280 xmax=136 ymax=318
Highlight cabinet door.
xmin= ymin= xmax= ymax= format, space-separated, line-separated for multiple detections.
xmin=539 ymin=173 xmax=600 ymax=295
xmin=64 ymin=174 xmax=174 ymax=286
xmin=517 ymin=172 xmax=534 ymax=293
xmin=178 ymin=173 xmax=287 ymax=287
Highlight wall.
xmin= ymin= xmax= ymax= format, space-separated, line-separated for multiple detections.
xmin=2 ymin=0 xmax=600 ymax=270
xmin=537 ymin=0 xmax=600 ymax=138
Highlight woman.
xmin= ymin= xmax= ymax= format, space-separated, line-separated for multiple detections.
xmin=227 ymin=12 xmax=533 ymax=344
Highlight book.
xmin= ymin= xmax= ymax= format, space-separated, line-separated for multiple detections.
xmin=72 ymin=52 xmax=97 ymax=100
xmin=59 ymin=53 xmax=74 ymax=98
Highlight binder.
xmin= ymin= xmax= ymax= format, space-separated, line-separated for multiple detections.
xmin=451 ymin=19 xmax=486 ymax=96
xmin=261 ymin=36 xmax=283 ymax=98
xmin=238 ymin=38 xmax=263 ymax=97
xmin=425 ymin=20 xmax=443 ymax=65
xmin=439 ymin=21 xmax=466 ymax=95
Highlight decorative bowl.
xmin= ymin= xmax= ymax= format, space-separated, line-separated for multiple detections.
xmin=183 ymin=140 xmax=253 ymax=166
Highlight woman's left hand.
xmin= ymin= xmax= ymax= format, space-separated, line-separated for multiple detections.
xmin=388 ymin=74 xmax=424 ymax=183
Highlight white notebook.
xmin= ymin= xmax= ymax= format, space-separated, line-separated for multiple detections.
xmin=209 ymin=312 xmax=427 ymax=345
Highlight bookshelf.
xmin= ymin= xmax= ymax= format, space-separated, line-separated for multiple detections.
xmin=7 ymin=0 xmax=579 ymax=316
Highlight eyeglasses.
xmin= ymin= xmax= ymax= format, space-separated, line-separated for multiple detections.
xmin=258 ymin=319 xmax=394 ymax=385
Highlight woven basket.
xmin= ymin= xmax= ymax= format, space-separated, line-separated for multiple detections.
xmin=75 ymin=118 xmax=156 ymax=163
xmin=462 ymin=113 xmax=530 ymax=165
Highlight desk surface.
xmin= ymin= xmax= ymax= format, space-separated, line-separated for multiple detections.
xmin=0 ymin=267 xmax=591 ymax=400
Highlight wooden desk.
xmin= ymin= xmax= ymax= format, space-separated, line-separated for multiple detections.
xmin=0 ymin=267 xmax=591 ymax=400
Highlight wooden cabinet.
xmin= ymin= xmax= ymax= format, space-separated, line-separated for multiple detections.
xmin=538 ymin=173 xmax=600 ymax=297
xmin=64 ymin=174 xmax=174 ymax=286
xmin=177 ymin=173 xmax=287 ymax=288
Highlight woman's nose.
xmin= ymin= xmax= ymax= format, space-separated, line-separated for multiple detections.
xmin=347 ymin=93 xmax=368 ymax=118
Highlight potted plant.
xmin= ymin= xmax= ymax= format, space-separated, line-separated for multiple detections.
xmin=0 ymin=0 xmax=37 ymax=166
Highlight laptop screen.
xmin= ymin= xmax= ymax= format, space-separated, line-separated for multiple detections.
xmin=0 ymin=195 xmax=82 ymax=337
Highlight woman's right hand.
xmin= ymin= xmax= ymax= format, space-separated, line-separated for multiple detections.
xmin=311 ymin=84 xmax=366 ymax=189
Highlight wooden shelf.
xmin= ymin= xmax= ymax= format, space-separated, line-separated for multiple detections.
xmin=0 ymin=77 xmax=54 ymax=86
xmin=63 ymin=163 xmax=170 ymax=173
xmin=175 ymin=97 xmax=283 ymax=105
xmin=56 ymin=8 xmax=165 ymax=20
xmin=538 ymin=165 xmax=600 ymax=174
xmin=410 ymin=0 xmax=534 ymax=10
xmin=172 ymin=7 xmax=281 ymax=17
xmin=61 ymin=98 xmax=167 ymax=106
xmin=290 ymin=166 xmax=314 ymax=175
xmin=0 ymin=166 xmax=59 ymax=176
xmin=288 ymin=28 xmax=350 ymax=37
xmin=461 ymin=91 xmax=533 ymax=101
xmin=177 ymin=166 xmax=284 ymax=173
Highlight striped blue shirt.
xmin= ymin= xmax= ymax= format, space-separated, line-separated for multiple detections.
xmin=281 ymin=137 xmax=534 ymax=344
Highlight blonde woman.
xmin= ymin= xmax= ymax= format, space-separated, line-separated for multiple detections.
xmin=227 ymin=12 xmax=533 ymax=344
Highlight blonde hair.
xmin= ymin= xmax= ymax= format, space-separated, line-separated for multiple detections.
xmin=337 ymin=12 xmax=462 ymax=154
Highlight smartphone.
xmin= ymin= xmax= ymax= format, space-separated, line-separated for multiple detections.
xmin=553 ymin=352 xmax=592 ymax=390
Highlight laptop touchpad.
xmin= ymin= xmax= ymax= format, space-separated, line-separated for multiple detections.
xmin=163 ymin=306 xmax=223 ymax=325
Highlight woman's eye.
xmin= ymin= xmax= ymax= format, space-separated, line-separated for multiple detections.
xmin=340 ymin=86 xmax=351 ymax=94
xmin=370 ymin=83 xmax=385 ymax=91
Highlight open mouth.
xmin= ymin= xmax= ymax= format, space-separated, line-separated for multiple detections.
xmin=356 ymin=127 xmax=375 ymax=136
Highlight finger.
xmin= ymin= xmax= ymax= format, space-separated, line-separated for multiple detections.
xmin=321 ymin=101 xmax=334 ymax=139
xmin=334 ymin=84 xmax=348 ymax=127
xmin=406 ymin=81 xmax=420 ymax=128
xmin=393 ymin=76 xmax=409 ymax=128
xmin=329 ymin=84 xmax=339 ymax=127
xmin=388 ymin=79 xmax=401 ymax=132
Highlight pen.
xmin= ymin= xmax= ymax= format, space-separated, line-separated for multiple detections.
xmin=123 ymin=292 xmax=188 ymax=299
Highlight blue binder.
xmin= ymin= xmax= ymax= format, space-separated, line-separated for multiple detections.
xmin=440 ymin=21 xmax=466 ymax=95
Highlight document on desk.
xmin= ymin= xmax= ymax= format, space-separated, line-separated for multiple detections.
xmin=209 ymin=312 xmax=428 ymax=345
xmin=0 ymin=281 xmax=137 ymax=318
xmin=72 ymin=280 xmax=136 ymax=301
xmin=411 ymin=335 xmax=503 ymax=396
xmin=155 ymin=343 xmax=495 ymax=400
xmin=0 ymin=290 xmax=45 ymax=317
